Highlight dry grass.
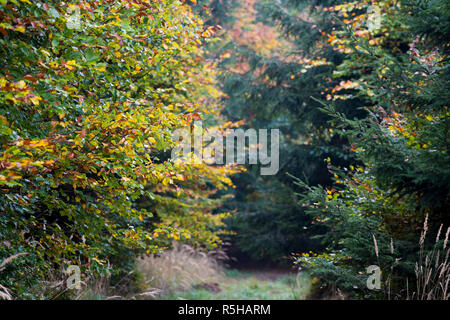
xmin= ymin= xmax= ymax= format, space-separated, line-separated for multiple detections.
xmin=371 ymin=215 xmax=450 ymax=300
xmin=135 ymin=242 xmax=226 ymax=298
xmin=409 ymin=215 xmax=450 ymax=300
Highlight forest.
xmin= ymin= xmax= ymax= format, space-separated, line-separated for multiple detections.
xmin=0 ymin=0 xmax=449 ymax=300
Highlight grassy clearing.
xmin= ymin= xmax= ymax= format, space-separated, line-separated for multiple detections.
xmin=163 ymin=269 xmax=311 ymax=300
xmin=133 ymin=243 xmax=311 ymax=300
xmin=69 ymin=244 xmax=311 ymax=300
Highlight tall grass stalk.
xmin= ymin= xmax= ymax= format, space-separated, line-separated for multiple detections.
xmin=411 ymin=215 xmax=450 ymax=300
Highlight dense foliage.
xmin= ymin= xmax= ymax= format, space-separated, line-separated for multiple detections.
xmin=0 ymin=0 xmax=234 ymax=298
xmin=1 ymin=0 xmax=448 ymax=300
xmin=291 ymin=0 xmax=450 ymax=298
xmin=208 ymin=0 xmax=449 ymax=298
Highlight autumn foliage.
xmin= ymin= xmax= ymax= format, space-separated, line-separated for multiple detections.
xmin=0 ymin=0 xmax=234 ymax=297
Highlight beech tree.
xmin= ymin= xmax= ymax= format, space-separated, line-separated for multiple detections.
xmin=0 ymin=0 xmax=234 ymax=298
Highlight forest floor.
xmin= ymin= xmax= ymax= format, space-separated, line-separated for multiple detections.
xmin=162 ymin=268 xmax=311 ymax=300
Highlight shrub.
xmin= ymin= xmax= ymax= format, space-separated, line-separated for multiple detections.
xmin=0 ymin=0 xmax=233 ymax=298
xmin=293 ymin=0 xmax=450 ymax=299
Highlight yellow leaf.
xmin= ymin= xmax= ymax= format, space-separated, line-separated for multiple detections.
xmin=64 ymin=60 xmax=76 ymax=70
xmin=17 ymin=80 xmax=27 ymax=89
xmin=30 ymin=96 xmax=41 ymax=106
